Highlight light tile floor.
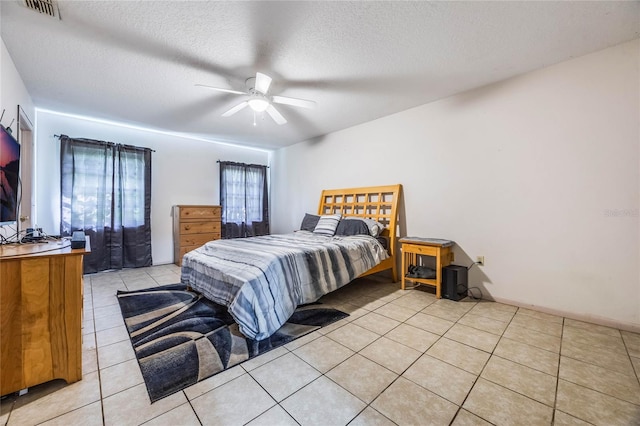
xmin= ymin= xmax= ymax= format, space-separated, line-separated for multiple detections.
xmin=2 ymin=264 xmax=640 ymax=425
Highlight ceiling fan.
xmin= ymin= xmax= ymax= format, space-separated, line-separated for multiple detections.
xmin=196 ymin=72 xmax=316 ymax=125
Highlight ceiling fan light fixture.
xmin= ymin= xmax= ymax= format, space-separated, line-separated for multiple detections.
xmin=248 ymin=97 xmax=270 ymax=112
xmin=198 ymin=72 xmax=311 ymax=125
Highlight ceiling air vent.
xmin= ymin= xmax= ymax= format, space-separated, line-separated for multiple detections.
xmin=21 ymin=0 xmax=60 ymax=19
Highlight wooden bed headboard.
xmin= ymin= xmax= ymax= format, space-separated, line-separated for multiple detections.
xmin=318 ymin=184 xmax=402 ymax=281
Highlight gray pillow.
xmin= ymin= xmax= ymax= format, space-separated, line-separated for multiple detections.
xmin=342 ymin=217 xmax=386 ymax=237
xmin=300 ymin=213 xmax=320 ymax=231
xmin=335 ymin=219 xmax=370 ymax=236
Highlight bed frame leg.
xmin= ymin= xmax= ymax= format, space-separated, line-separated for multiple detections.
xmin=391 ymin=264 xmax=398 ymax=283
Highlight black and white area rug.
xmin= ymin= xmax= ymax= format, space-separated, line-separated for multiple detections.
xmin=117 ymin=284 xmax=349 ymax=402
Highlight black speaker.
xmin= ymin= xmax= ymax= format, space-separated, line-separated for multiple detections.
xmin=71 ymin=231 xmax=86 ymax=249
xmin=442 ymin=265 xmax=468 ymax=301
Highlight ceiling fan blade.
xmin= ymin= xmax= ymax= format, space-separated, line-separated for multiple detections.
xmin=272 ymin=95 xmax=316 ymax=109
xmin=222 ymin=101 xmax=249 ymax=117
xmin=266 ymin=105 xmax=287 ymax=125
xmin=255 ymin=72 xmax=272 ymax=94
xmin=195 ymin=84 xmax=246 ymax=96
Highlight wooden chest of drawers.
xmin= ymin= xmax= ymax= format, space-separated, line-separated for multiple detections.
xmin=173 ymin=205 xmax=221 ymax=266
xmin=1 ymin=240 xmax=89 ymax=396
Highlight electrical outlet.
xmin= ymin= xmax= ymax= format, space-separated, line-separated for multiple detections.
xmin=476 ymin=256 xmax=485 ymax=266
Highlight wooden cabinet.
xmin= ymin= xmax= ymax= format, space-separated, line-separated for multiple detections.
xmin=173 ymin=205 xmax=221 ymax=266
xmin=399 ymin=237 xmax=454 ymax=298
xmin=0 ymin=239 xmax=89 ymax=396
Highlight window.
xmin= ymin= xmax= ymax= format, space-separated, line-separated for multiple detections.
xmin=61 ymin=142 xmax=146 ymax=232
xmin=219 ymin=161 xmax=269 ymax=238
xmin=60 ymin=136 xmax=152 ymax=272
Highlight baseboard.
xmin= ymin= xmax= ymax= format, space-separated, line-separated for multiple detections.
xmin=492 ymin=296 xmax=640 ymax=334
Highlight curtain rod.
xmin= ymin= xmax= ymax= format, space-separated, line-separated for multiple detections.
xmin=217 ymin=160 xmax=269 ymax=168
xmin=54 ymin=134 xmax=156 ymax=152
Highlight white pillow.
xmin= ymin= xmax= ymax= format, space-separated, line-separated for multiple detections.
xmin=313 ymin=214 xmax=342 ymax=236
xmin=360 ymin=218 xmax=386 ymax=237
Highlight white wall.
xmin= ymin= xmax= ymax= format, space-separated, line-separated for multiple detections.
xmin=0 ymin=38 xmax=35 ymax=238
xmin=0 ymin=39 xmax=34 ymax=128
xmin=271 ymin=40 xmax=640 ymax=329
xmin=35 ymin=111 xmax=270 ymax=265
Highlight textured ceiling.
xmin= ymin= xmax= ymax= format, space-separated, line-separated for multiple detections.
xmin=1 ymin=1 xmax=638 ymax=149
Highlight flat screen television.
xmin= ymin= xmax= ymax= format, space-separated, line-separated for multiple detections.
xmin=0 ymin=125 xmax=20 ymax=226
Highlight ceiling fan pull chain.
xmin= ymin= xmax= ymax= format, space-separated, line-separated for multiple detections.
xmin=253 ymin=111 xmax=257 ymax=127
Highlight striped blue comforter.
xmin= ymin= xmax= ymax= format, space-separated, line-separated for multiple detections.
xmin=180 ymin=231 xmax=388 ymax=340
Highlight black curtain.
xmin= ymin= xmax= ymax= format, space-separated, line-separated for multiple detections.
xmin=219 ymin=161 xmax=269 ymax=239
xmin=60 ymin=135 xmax=152 ymax=273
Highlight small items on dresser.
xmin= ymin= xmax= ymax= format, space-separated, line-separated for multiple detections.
xmin=173 ymin=205 xmax=221 ymax=266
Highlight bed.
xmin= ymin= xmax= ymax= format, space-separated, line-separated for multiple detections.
xmin=317 ymin=184 xmax=401 ymax=282
xmin=181 ymin=184 xmax=402 ymax=340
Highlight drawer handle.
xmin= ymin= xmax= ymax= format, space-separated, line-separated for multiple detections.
xmin=184 ymin=225 xmax=191 ymax=230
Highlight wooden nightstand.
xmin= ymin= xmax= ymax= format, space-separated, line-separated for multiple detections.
xmin=399 ymin=237 xmax=455 ymax=298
